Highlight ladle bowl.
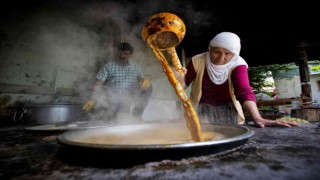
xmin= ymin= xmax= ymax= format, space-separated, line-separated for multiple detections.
xmin=142 ymin=12 xmax=186 ymax=50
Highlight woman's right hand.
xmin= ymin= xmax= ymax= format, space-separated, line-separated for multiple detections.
xmin=171 ymin=67 xmax=187 ymax=77
xmin=172 ymin=67 xmax=187 ymax=88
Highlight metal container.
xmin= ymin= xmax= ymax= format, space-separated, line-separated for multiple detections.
xmin=56 ymin=122 xmax=254 ymax=167
xmin=29 ymin=104 xmax=82 ymax=125
xmin=57 ymin=122 xmax=254 ymax=150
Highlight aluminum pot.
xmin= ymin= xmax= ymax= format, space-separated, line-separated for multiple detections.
xmin=29 ymin=103 xmax=82 ymax=125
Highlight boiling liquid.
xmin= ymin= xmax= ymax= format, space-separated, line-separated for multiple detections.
xmin=79 ymin=130 xmax=217 ymax=145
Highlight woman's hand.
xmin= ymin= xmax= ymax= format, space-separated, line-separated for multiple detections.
xmin=171 ymin=67 xmax=187 ymax=88
xmin=253 ymin=118 xmax=299 ymax=128
xmin=243 ymin=100 xmax=299 ymax=128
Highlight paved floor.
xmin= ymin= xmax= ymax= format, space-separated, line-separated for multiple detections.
xmin=1 ymin=122 xmax=320 ymax=180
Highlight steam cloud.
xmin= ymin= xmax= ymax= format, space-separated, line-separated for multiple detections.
xmin=0 ymin=0 xmax=215 ymax=123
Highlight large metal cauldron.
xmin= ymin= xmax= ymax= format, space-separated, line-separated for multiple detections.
xmin=56 ymin=122 xmax=254 ymax=168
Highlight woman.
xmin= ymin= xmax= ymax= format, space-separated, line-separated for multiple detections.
xmin=176 ymin=32 xmax=298 ymax=127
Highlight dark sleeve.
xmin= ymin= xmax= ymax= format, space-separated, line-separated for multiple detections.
xmin=231 ymin=65 xmax=257 ymax=104
xmin=185 ymin=61 xmax=197 ymax=87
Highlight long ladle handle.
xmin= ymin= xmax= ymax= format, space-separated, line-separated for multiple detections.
xmin=150 ymin=44 xmax=203 ymax=142
xmin=166 ymin=47 xmax=184 ymax=76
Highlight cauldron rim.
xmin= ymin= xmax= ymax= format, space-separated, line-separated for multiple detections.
xmin=57 ymin=122 xmax=255 ymax=151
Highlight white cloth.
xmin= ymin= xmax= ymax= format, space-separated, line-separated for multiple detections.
xmin=206 ymin=32 xmax=248 ymax=85
xmin=209 ymin=32 xmax=241 ymax=55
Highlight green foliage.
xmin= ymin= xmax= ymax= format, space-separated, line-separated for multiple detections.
xmin=248 ymin=64 xmax=294 ymax=92
xmin=310 ymin=65 xmax=320 ymax=72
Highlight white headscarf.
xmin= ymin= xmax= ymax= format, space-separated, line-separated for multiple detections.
xmin=206 ymin=32 xmax=248 ymax=85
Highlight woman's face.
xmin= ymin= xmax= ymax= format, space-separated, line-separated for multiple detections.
xmin=209 ymin=47 xmax=234 ymax=65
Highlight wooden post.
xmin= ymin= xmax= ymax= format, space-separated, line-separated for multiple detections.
xmin=297 ymin=42 xmax=312 ymax=103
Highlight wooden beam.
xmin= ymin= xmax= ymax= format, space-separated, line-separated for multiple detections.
xmin=257 ymin=99 xmax=299 ymax=106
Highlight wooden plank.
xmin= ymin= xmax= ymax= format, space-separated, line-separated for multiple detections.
xmin=257 ymin=99 xmax=295 ymax=106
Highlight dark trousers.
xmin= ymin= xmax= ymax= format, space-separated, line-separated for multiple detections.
xmin=110 ymin=86 xmax=153 ymax=119
xmin=131 ymin=85 xmax=153 ymax=117
xmin=92 ymin=86 xmax=153 ymax=120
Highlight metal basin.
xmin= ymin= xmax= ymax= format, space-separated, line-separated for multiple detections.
xmin=56 ymin=122 xmax=254 ymax=168
xmin=58 ymin=122 xmax=254 ymax=150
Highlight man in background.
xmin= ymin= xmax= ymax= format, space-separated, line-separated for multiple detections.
xmin=83 ymin=42 xmax=152 ymax=121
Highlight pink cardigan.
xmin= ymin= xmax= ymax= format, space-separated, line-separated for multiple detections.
xmin=185 ymin=63 xmax=256 ymax=106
